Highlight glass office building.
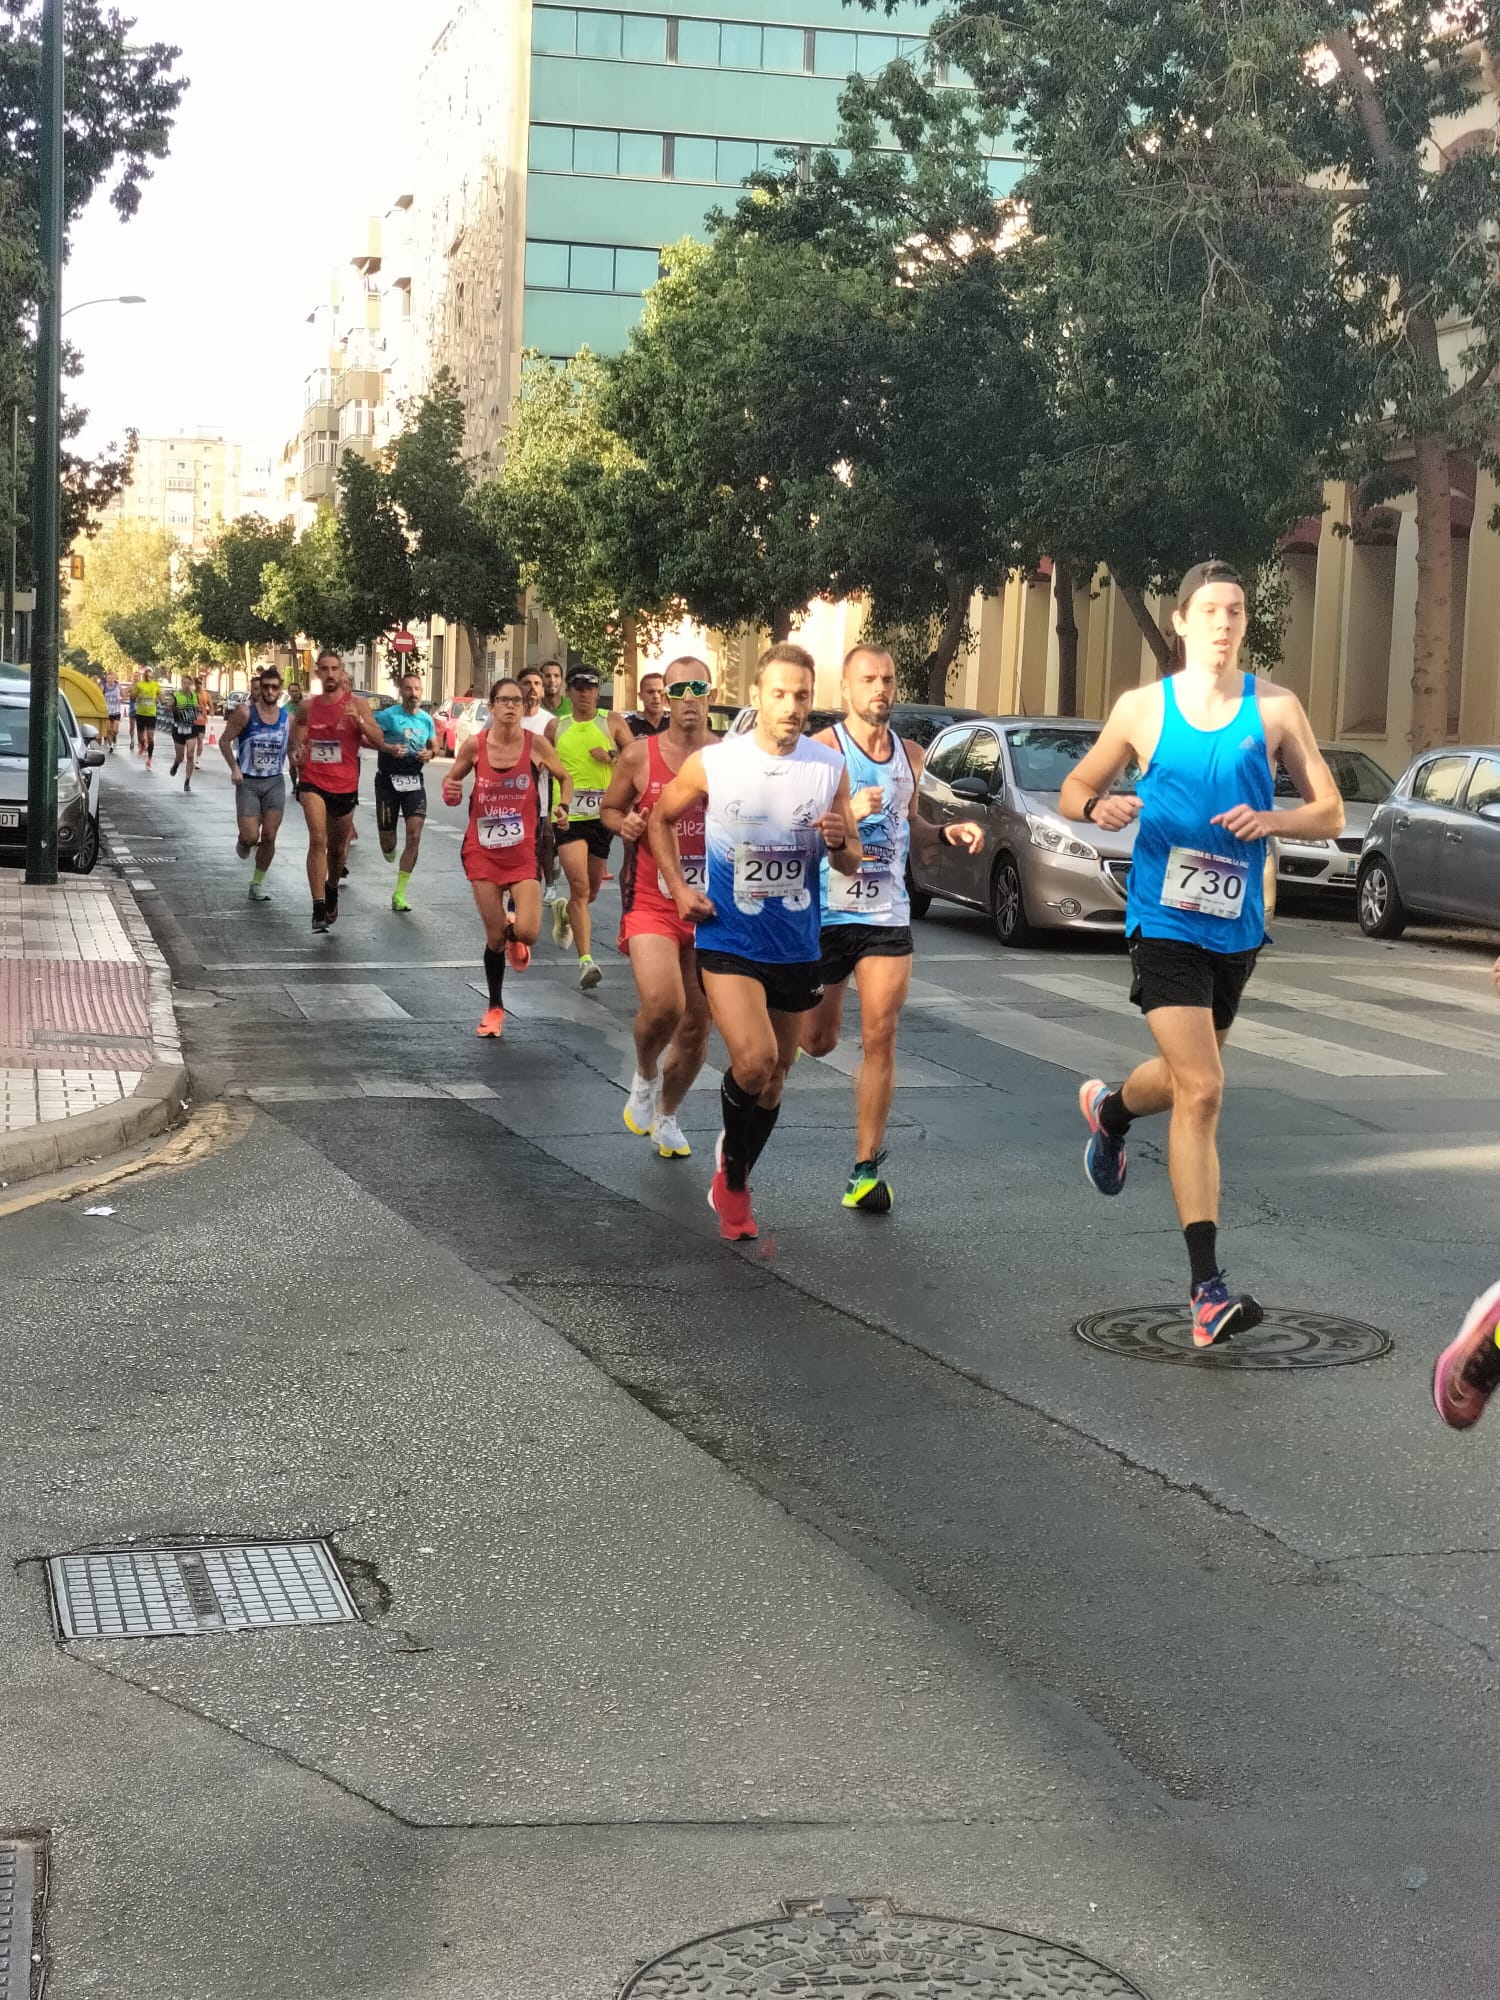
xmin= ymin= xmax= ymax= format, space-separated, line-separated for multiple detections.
xmin=517 ymin=0 xmax=1022 ymax=357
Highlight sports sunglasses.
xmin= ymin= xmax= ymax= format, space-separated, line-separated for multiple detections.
xmin=665 ymin=678 xmax=711 ymax=698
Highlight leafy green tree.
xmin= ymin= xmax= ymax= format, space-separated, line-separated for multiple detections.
xmin=184 ymin=514 xmax=296 ymax=662
xmin=1 ymin=2 xmax=186 ymax=575
xmin=385 ymin=373 xmax=519 ymax=685
xmin=64 ymin=517 xmax=175 ymax=678
xmin=256 ymin=506 xmax=360 ymax=654
xmin=482 ymin=349 xmax=661 ymax=671
xmin=339 ymin=451 xmax=415 ymax=647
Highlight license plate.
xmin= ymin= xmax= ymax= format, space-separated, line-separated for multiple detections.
xmin=0 ymin=811 xmax=18 ymax=830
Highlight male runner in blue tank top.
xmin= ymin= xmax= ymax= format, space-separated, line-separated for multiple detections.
xmin=219 ymin=665 xmax=290 ymax=902
xmin=799 ymin=642 xmax=986 ymax=1213
xmin=651 ymin=642 xmax=865 ymax=1241
xmin=1060 ymin=560 xmax=1343 ymax=1346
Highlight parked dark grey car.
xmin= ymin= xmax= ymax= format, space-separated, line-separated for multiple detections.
xmin=1357 ymin=745 xmax=1500 ymax=937
xmin=910 ymin=717 xmax=1139 ymax=944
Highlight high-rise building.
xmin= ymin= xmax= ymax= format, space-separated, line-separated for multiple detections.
xmin=413 ymin=0 xmax=1022 ymax=463
xmin=99 ymin=432 xmax=274 ymax=552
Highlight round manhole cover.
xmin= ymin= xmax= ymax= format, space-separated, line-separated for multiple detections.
xmin=620 ymin=1907 xmax=1149 ymax=1997
xmin=1075 ymin=1303 xmax=1392 ymax=1370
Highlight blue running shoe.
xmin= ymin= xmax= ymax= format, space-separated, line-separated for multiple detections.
xmin=1078 ymin=1078 xmax=1127 ymax=1196
xmin=1190 ymin=1272 xmax=1264 ymax=1349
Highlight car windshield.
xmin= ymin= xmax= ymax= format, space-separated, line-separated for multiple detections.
xmin=1274 ymin=749 xmax=1393 ymax=804
xmin=1008 ymin=726 xmax=1140 ymax=794
xmin=893 ymin=708 xmax=974 ymax=748
xmin=0 ymin=708 xmax=67 ymax=759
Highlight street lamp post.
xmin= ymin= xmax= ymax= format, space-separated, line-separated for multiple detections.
xmin=26 ymin=0 xmax=64 ymax=884
xmin=3 ymin=404 xmax=16 ymax=663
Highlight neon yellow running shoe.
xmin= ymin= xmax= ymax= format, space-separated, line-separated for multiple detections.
xmin=842 ymin=1153 xmax=892 ymax=1214
xmin=392 ymin=891 xmax=412 ymax=913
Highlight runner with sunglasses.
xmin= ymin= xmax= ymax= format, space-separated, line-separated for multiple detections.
xmin=601 ymin=659 xmax=713 ymax=1159
xmin=443 ymin=678 xmax=574 ymax=1038
xmin=799 ymin=643 xmax=985 ymax=1212
xmin=220 ymin=665 xmax=289 ymax=901
xmin=546 ymin=665 xmax=617 ymax=990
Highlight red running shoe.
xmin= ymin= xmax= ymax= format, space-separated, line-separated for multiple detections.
xmin=476 ymin=1007 xmax=505 ymax=1039
xmin=505 ymin=937 xmax=531 ymax=973
xmin=1433 ymin=1278 xmax=1500 ymax=1430
xmin=707 ymin=1137 xmax=757 ymax=1240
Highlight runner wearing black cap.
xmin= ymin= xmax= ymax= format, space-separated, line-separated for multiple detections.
xmin=1059 ymin=560 xmax=1343 ymax=1346
xmin=546 ymin=665 xmax=617 ymax=989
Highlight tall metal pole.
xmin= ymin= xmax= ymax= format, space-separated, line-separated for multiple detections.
xmin=26 ymin=0 xmax=64 ymax=883
xmin=3 ymin=404 xmax=16 ymax=661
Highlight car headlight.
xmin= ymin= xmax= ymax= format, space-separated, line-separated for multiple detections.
xmin=1282 ymin=835 xmax=1330 ymax=849
xmin=56 ymin=768 xmax=81 ymax=806
xmin=1026 ymin=813 xmax=1098 ymax=861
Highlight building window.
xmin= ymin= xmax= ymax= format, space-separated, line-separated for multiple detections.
xmin=621 ymin=12 xmax=666 ymax=59
xmin=619 ymin=129 xmax=665 ymax=176
xmin=614 ymin=247 xmax=661 ymax=293
xmin=717 ymin=137 xmax=757 ymax=183
xmin=573 ymin=126 xmax=619 ymax=174
xmin=761 ymin=24 xmax=806 ymax=71
xmin=672 ymin=134 xmax=716 ymax=181
xmin=576 ymin=8 xmax=621 ymax=56
xmin=534 ymin=8 xmax=934 ymax=81
xmin=525 ymin=240 xmax=570 ymax=288
xmin=569 ymin=243 xmax=616 ymax=291
xmin=530 ymin=123 xmax=824 ymax=187
xmin=719 ymin=19 xmax=760 ymax=66
xmin=532 ymin=6 xmax=576 ymax=53
xmin=529 ymin=124 xmax=574 ymax=171
xmin=812 ymin=28 xmax=857 ymax=75
xmin=525 ymin=240 xmax=664 ymax=295
xmin=674 ymin=16 xmax=719 ymax=64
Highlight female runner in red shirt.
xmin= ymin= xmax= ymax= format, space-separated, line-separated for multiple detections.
xmin=443 ymin=677 xmax=574 ymax=1037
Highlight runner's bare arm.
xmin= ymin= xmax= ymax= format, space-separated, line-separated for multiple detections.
xmin=649 ymin=752 xmax=713 ymax=918
xmin=529 ymin=734 xmax=575 ymax=823
xmin=440 ymin=735 xmax=481 ymax=804
xmin=1214 ymin=693 xmax=1343 ymax=843
xmin=219 ymin=705 xmax=248 ymax=771
xmin=904 ymin=740 xmax=984 ymax=855
xmin=288 ymin=699 xmax=311 ymax=770
xmin=819 ymin=772 xmax=865 ymax=875
xmin=607 ymin=710 xmax=634 ymax=752
xmin=352 ymin=698 xmax=387 ymax=751
xmin=600 ymin=741 xmax=648 ymax=838
xmin=1059 ymin=691 xmax=1147 ymax=830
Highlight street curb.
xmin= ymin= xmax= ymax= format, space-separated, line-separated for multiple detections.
xmin=0 ymin=878 xmax=190 ymax=1190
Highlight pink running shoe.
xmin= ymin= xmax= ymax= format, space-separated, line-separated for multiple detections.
xmin=707 ymin=1135 xmax=757 ymax=1240
xmin=476 ymin=1007 xmax=505 ymax=1039
xmin=1433 ymin=1278 xmax=1500 ymax=1430
xmin=505 ymin=938 xmax=531 ymax=973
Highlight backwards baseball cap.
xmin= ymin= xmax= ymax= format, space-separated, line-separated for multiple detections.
xmin=1176 ymin=558 xmax=1244 ymax=608
xmin=565 ymin=665 xmax=601 ymax=687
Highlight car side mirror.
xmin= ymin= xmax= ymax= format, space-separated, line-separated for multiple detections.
xmin=1479 ymin=802 xmax=1500 ymax=823
xmin=80 ymin=723 xmax=100 ymax=743
xmin=949 ymin=776 xmax=990 ymax=803
xmin=83 ymin=744 xmax=106 ymax=768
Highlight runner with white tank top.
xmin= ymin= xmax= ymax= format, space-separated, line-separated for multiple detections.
xmin=649 ymin=642 xmax=864 ymax=1242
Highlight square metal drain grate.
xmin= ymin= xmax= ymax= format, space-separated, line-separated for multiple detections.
xmin=0 ymin=1837 xmax=44 ymax=2000
xmin=47 ymin=1540 xmax=358 ymax=1640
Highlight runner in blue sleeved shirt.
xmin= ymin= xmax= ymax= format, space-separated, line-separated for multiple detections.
xmin=372 ymin=671 xmax=438 ymax=912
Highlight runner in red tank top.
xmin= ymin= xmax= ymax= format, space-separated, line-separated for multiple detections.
xmin=599 ymin=658 xmax=714 ymax=1157
xmin=289 ymin=651 xmax=385 ymax=934
xmin=443 ymin=677 xmax=574 ymax=1038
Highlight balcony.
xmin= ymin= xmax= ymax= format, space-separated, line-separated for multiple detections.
xmin=302 ymin=369 xmax=338 ymax=435
xmin=336 ymin=366 xmax=383 ymax=409
xmin=300 ymin=460 xmax=336 ymax=502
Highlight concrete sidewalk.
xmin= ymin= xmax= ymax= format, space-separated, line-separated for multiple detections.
xmin=0 ymin=875 xmax=187 ymax=1183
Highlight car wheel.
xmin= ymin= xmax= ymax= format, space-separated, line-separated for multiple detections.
xmin=905 ymin=863 xmax=932 ymax=921
xmin=67 ymin=813 xmax=100 ymax=876
xmin=1357 ymin=853 xmax=1406 ymax=939
xmin=990 ymin=853 xmax=1035 ymax=947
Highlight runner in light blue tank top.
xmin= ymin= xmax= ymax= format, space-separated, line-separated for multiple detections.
xmin=1126 ymin=672 xmax=1271 ymax=956
xmin=1057 ymin=559 xmax=1344 ymax=1350
xmin=818 ymin=721 xmax=915 ymax=931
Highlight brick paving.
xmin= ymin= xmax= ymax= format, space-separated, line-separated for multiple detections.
xmin=0 ymin=878 xmax=173 ymax=1134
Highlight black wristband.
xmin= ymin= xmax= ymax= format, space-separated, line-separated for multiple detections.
xmin=1082 ymin=794 xmax=1099 ymax=823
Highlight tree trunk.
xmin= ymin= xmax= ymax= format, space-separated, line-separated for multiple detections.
xmin=923 ymin=573 xmax=970 ymax=704
xmin=464 ymin=621 xmax=487 ymax=693
xmin=618 ymin=614 xmax=638 ymax=710
xmin=770 ymin=607 xmax=793 ymax=643
xmin=1117 ymin=580 xmax=1175 ymax=675
xmin=1409 ymin=433 xmax=1453 ymax=751
xmin=1053 ymin=557 xmax=1078 ymax=716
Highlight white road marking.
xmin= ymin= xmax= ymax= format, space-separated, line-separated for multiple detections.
xmin=1253 ymin=972 xmax=1500 ymax=1064
xmin=284 ymin=982 xmax=411 ymax=1022
xmin=1009 ymin=971 xmax=1439 ymax=1078
xmin=905 ymin=977 xmax=1136 ymax=1078
xmin=1338 ymin=971 xmax=1500 ymax=1014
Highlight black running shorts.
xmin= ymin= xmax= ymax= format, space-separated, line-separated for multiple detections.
xmin=1127 ymin=931 xmax=1259 ymax=1032
xmin=297 ymin=783 xmax=358 ymax=819
xmin=375 ymin=771 xmax=428 ymax=831
xmin=819 ymin=922 xmax=914 ymax=989
xmin=557 ymin=818 xmax=613 ymax=863
xmin=697 ymin=948 xmax=824 ymax=1015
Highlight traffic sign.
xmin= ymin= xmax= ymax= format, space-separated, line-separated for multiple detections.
xmin=391 ymin=629 xmax=417 ymax=655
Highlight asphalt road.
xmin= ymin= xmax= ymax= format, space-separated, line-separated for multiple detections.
xmin=5 ymin=741 xmax=1500 ymax=1999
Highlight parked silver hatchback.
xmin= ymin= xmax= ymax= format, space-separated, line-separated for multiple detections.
xmin=1358 ymin=745 xmax=1500 ymax=938
xmin=910 ymin=718 xmax=1139 ymax=944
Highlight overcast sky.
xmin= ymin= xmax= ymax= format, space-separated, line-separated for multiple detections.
xmin=65 ymin=0 xmax=448 ymax=460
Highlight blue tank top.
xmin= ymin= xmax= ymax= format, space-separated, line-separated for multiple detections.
xmin=236 ymin=702 xmax=290 ymax=777
xmin=1126 ymin=673 xmax=1271 ymax=954
xmin=696 ymin=732 xmax=844 ymax=966
xmin=820 ymin=723 xmax=914 ymax=929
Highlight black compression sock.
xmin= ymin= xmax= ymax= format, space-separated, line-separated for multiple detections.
xmin=720 ymin=1070 xmax=757 ymax=1191
xmin=742 ymin=1097 xmax=780 ymax=1175
xmin=1098 ymin=1088 xmax=1135 ymax=1138
xmin=483 ymin=947 xmax=507 ymax=1009
xmin=1185 ymin=1220 xmax=1219 ymax=1290
xmin=325 ymin=880 xmax=339 ymax=913
xmin=312 ymin=897 xmax=326 ymax=922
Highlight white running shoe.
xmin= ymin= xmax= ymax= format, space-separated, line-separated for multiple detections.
xmin=623 ymin=1072 xmax=657 ymax=1137
xmin=578 ymin=954 xmax=602 ymax=991
xmin=652 ymin=1111 xmax=690 ymax=1159
xmin=248 ymin=880 xmax=272 ymax=903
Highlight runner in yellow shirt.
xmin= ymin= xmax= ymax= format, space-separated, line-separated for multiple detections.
xmin=132 ymin=674 xmax=161 ymax=766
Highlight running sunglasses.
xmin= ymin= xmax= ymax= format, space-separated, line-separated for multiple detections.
xmin=665 ymin=678 xmax=711 ymax=698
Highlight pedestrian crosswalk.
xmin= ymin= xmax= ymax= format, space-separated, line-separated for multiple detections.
xmin=217 ymin=946 xmax=1500 ymax=1098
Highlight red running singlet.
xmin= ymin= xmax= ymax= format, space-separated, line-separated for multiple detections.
xmin=618 ymin=733 xmax=706 ymax=949
xmin=301 ymin=693 xmax=363 ymax=794
xmin=461 ymin=729 xmax=543 ymax=886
